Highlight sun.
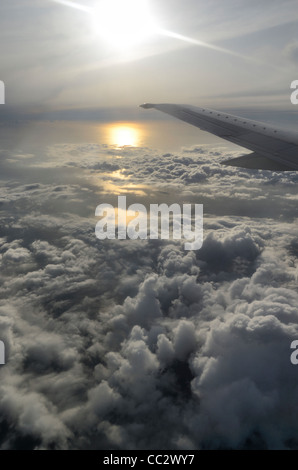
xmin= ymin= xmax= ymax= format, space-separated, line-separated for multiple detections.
xmin=92 ymin=0 xmax=159 ymax=49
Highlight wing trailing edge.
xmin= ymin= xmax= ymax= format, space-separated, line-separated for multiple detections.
xmin=140 ymin=103 xmax=298 ymax=171
xmin=221 ymin=152 xmax=294 ymax=171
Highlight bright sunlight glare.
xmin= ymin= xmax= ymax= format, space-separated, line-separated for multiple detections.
xmin=107 ymin=124 xmax=140 ymax=147
xmin=92 ymin=0 xmax=159 ymax=49
xmin=51 ymin=0 xmax=264 ymax=66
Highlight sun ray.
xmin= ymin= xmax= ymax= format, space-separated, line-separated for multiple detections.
xmin=51 ymin=0 xmax=91 ymax=13
xmin=159 ymin=29 xmax=246 ymax=60
xmin=49 ymin=0 xmax=275 ymax=67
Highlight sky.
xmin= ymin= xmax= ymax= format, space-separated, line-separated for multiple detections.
xmin=1 ymin=0 xmax=298 ymax=115
xmin=1 ymin=0 xmax=298 ymax=451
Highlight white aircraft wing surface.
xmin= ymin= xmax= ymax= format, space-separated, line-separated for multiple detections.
xmin=140 ymin=103 xmax=298 ymax=171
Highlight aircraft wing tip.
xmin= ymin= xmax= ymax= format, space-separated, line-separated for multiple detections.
xmin=139 ymin=103 xmax=155 ymax=109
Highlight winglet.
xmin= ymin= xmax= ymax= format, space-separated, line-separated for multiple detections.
xmin=139 ymin=103 xmax=155 ymax=109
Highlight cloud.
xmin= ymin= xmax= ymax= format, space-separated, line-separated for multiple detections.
xmin=1 ymin=141 xmax=298 ymax=450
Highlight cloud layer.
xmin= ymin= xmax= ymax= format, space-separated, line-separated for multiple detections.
xmin=1 ymin=140 xmax=298 ymax=449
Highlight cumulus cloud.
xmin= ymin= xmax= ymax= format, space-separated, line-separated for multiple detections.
xmin=1 ymin=138 xmax=298 ymax=450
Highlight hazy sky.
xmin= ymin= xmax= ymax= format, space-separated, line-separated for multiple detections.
xmin=1 ymin=0 xmax=298 ymax=113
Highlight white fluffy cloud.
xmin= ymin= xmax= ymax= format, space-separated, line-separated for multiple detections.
xmin=1 ymin=141 xmax=298 ymax=449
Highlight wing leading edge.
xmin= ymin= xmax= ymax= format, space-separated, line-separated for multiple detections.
xmin=140 ymin=103 xmax=298 ymax=171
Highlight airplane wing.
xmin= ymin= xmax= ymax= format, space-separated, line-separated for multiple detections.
xmin=140 ymin=103 xmax=298 ymax=171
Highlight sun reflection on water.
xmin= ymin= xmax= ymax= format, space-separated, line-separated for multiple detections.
xmin=106 ymin=123 xmax=142 ymax=147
